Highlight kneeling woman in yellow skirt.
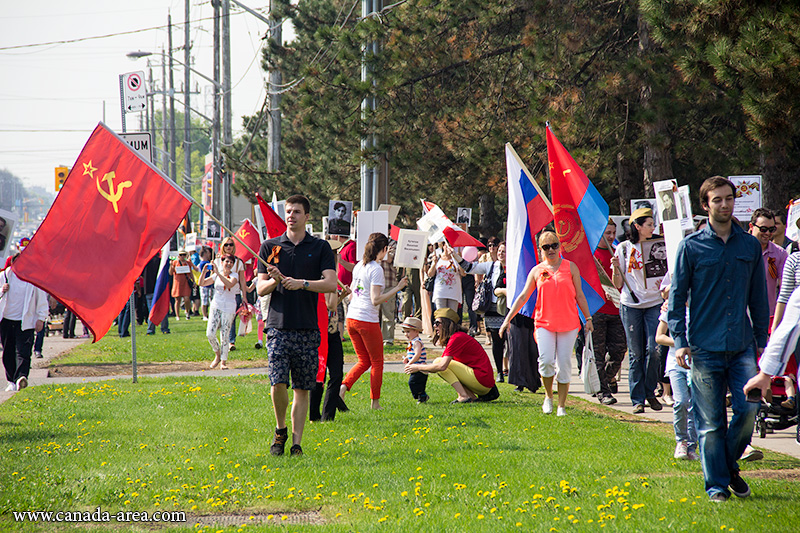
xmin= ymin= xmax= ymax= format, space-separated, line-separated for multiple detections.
xmin=404 ymin=308 xmax=499 ymax=403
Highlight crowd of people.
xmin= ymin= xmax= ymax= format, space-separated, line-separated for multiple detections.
xmin=3 ymin=179 xmax=800 ymax=504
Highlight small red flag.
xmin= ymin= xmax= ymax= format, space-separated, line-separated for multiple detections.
xmin=233 ymin=219 xmax=262 ymax=264
xmin=255 ymin=192 xmax=287 ymax=238
xmin=12 ymin=123 xmax=192 ymax=341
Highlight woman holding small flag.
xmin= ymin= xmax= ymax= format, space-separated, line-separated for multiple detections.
xmin=199 ymin=254 xmax=240 ymax=370
xmin=500 ymin=231 xmax=593 ymax=416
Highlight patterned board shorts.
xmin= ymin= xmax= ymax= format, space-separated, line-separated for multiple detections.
xmin=266 ymin=328 xmax=320 ymax=390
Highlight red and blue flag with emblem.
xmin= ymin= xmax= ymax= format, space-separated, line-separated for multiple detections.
xmin=546 ymin=126 xmax=608 ymax=318
xmin=505 ymin=144 xmax=554 ymax=318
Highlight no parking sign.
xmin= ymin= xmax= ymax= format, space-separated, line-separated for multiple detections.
xmin=120 ymin=71 xmax=146 ymax=113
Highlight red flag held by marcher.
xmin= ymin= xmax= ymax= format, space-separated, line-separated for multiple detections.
xmin=255 ymin=192 xmax=287 ymax=238
xmin=12 ymin=123 xmax=192 ymax=341
xmin=233 ymin=219 xmax=262 ymax=264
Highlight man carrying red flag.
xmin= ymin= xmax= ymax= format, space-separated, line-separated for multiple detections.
xmin=12 ymin=123 xmax=192 ymax=341
xmin=257 ymin=195 xmax=337 ymax=457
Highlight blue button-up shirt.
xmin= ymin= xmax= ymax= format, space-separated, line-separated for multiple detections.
xmin=668 ymin=222 xmax=769 ymax=353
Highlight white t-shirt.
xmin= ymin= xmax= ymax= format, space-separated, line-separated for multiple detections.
xmin=659 ymin=309 xmax=689 ymax=374
xmin=614 ymin=241 xmax=663 ymax=309
xmin=347 ymin=261 xmax=385 ymax=323
xmin=211 ymin=271 xmax=239 ymax=314
xmin=432 ymin=257 xmax=462 ymax=303
xmin=213 ymin=257 xmax=244 ymax=295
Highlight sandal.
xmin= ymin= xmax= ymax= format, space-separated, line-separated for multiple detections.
xmin=209 ymin=355 xmax=221 ymax=369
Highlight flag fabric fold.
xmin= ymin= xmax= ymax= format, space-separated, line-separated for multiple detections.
xmin=505 ymin=143 xmax=554 ymax=318
xmin=255 ymin=192 xmax=288 ymax=239
xmin=546 ymin=126 xmax=609 ymax=318
xmin=12 ymin=123 xmax=192 ymax=341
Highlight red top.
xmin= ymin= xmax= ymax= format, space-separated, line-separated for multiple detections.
xmin=338 ymin=240 xmax=357 ymax=286
xmin=593 ymin=247 xmax=618 ymax=316
xmin=442 ymin=332 xmax=495 ymax=389
xmin=534 ymin=259 xmax=580 ymax=332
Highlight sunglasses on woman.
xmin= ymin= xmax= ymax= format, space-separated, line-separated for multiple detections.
xmin=433 ymin=320 xmax=442 ymax=327
xmin=541 ymin=242 xmax=560 ymax=251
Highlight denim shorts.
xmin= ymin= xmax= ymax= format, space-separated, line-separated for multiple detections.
xmin=266 ymin=328 xmax=320 ymax=390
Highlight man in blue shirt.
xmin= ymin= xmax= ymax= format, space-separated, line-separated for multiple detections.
xmin=668 ymin=176 xmax=769 ymax=503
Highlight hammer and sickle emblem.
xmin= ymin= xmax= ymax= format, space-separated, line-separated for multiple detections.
xmin=96 ymin=171 xmax=132 ymax=213
xmin=238 ymin=229 xmax=250 ymax=238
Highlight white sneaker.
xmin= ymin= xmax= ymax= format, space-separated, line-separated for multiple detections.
xmin=16 ymin=376 xmax=27 ymax=391
xmin=542 ymin=397 xmax=553 ymax=414
xmin=674 ymin=441 xmax=689 ymax=460
xmin=556 ymin=406 xmax=566 ymax=417
xmin=663 ymin=394 xmax=675 ymax=407
xmin=5 ymin=382 xmax=17 ymax=392
xmin=687 ymin=448 xmax=700 ymax=461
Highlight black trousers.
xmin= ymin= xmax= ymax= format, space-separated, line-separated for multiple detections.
xmin=1 ymin=319 xmax=34 ymax=383
xmin=409 ymin=372 xmax=429 ymax=400
xmin=310 ymin=331 xmax=347 ymax=422
xmin=63 ymin=309 xmax=76 ymax=338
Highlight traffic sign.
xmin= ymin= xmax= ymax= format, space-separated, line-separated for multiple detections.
xmin=120 ymin=132 xmax=153 ymax=162
xmin=120 ymin=71 xmax=146 ymax=113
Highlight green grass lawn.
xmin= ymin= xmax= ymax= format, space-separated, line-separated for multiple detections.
xmin=1 ymin=371 xmax=798 ymax=532
xmin=53 ymin=316 xmax=409 ymax=370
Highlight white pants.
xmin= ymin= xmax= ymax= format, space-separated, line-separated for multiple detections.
xmin=535 ymin=328 xmax=579 ymax=384
xmin=207 ymin=307 xmax=236 ymax=361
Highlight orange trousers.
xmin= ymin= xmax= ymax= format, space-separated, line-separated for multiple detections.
xmin=343 ymin=318 xmax=384 ymax=400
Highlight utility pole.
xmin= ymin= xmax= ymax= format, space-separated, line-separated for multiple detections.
xmin=360 ymin=0 xmax=386 ymax=211
xmin=168 ymin=13 xmax=177 ymax=185
xmin=212 ymin=0 xmax=221 ymax=220
xmin=221 ymin=0 xmax=233 ymax=230
xmin=161 ymin=46 xmax=169 ymax=176
xmin=183 ymin=0 xmax=192 ymax=193
xmin=267 ymin=0 xmax=281 ymax=175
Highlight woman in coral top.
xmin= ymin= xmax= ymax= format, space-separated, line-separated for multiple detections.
xmin=500 ymin=231 xmax=593 ymax=416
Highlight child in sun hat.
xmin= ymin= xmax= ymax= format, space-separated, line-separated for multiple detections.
xmin=401 ymin=317 xmax=429 ymax=403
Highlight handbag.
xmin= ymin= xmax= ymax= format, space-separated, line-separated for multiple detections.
xmin=423 ymin=275 xmax=435 ymax=292
xmin=580 ymin=331 xmax=602 ymax=395
xmin=472 ymin=262 xmax=494 ymax=314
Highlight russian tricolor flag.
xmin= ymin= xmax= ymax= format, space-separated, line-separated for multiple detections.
xmin=546 ymin=126 xmax=609 ymax=318
xmin=505 ymin=144 xmax=553 ymax=318
xmin=148 ymin=244 xmax=172 ymax=326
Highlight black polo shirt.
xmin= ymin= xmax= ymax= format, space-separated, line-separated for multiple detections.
xmin=258 ymin=232 xmax=335 ymax=330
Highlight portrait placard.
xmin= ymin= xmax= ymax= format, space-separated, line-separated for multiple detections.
xmin=630 ymin=198 xmax=659 ymax=227
xmin=456 ymin=207 xmax=472 ymax=227
xmin=0 ymin=208 xmax=19 ymax=265
xmin=641 ymin=238 xmax=668 ymax=289
xmin=653 ymin=180 xmax=679 ymax=225
xmin=328 ymin=200 xmax=353 ymax=237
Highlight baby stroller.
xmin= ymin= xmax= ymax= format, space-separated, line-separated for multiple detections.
xmin=754 ymin=373 xmax=799 ymax=442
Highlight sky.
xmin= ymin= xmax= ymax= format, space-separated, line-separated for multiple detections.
xmin=1 ymin=1 xmax=281 ymax=191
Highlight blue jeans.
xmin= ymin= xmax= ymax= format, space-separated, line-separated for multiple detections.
xmin=691 ymin=344 xmax=759 ymax=498
xmin=620 ymin=304 xmax=661 ymax=405
xmin=145 ymin=293 xmax=170 ymax=334
xmin=668 ymin=368 xmax=697 ymax=449
xmin=118 ymin=300 xmax=131 ymax=337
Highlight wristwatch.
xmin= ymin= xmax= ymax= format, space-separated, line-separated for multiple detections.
xmin=303 ymin=280 xmax=310 ymax=290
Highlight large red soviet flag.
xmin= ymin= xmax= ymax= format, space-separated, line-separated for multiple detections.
xmin=13 ymin=123 xmax=192 ymax=341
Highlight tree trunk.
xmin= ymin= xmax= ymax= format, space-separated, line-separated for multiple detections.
xmin=616 ymin=152 xmax=642 ymax=215
xmin=759 ymin=139 xmax=796 ymax=211
xmin=638 ymin=14 xmax=673 ymax=197
xmin=478 ymin=193 xmax=500 ymax=239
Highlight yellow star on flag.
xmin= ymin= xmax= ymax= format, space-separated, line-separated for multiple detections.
xmin=83 ymin=160 xmax=97 ymax=178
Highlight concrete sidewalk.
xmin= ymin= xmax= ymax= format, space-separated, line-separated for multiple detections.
xmin=3 ymin=327 xmax=798 ymax=460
